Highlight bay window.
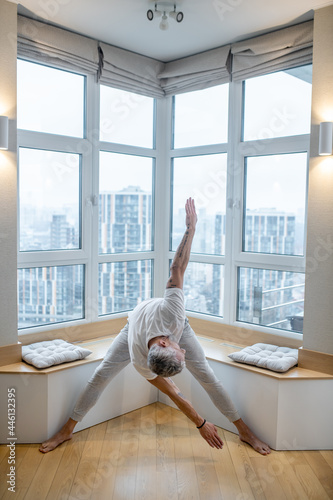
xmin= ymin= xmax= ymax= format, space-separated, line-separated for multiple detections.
xmin=17 ymin=56 xmax=312 ymax=338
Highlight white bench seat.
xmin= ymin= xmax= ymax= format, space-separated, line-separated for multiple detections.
xmin=0 ymin=334 xmax=332 ymax=450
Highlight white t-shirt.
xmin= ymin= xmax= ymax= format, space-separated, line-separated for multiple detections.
xmin=127 ymin=288 xmax=185 ymax=380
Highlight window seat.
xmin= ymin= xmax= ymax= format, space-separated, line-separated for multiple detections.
xmin=1 ymin=333 xmax=331 ymax=380
xmin=0 ymin=333 xmax=332 ymax=450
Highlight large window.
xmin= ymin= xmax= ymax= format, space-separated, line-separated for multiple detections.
xmin=243 ymin=153 xmax=308 ymax=256
xmin=99 ymin=152 xmax=153 ymax=254
xmin=17 ymin=61 xmax=155 ymax=330
xmin=173 ymin=84 xmax=229 ymax=148
xmin=17 ymin=56 xmax=311 ymax=339
xmin=243 ymin=65 xmax=312 ymax=141
xmin=17 ymin=59 xmax=84 ymax=137
xmin=18 ymin=265 xmax=84 ymax=329
xmin=171 ymin=67 xmax=311 ymax=335
xmin=172 ymin=153 xmax=227 ymax=255
xmin=19 ymin=148 xmax=81 ymax=252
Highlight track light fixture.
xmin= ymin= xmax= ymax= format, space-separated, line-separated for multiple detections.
xmin=147 ymin=2 xmax=184 ymax=30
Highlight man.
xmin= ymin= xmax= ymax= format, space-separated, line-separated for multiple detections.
xmin=40 ymin=198 xmax=270 ymax=455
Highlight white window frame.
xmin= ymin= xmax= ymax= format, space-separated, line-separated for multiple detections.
xmin=17 ymin=56 xmax=310 ymax=342
xmin=168 ymin=78 xmax=310 ymax=341
xmin=17 ymin=59 xmax=159 ymax=334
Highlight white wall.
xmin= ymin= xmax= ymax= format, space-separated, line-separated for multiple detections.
xmin=0 ymin=0 xmax=18 ymax=347
xmin=303 ymin=5 xmax=333 ymax=355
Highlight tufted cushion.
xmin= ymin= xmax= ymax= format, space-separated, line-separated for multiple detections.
xmin=228 ymin=343 xmax=298 ymax=373
xmin=22 ymin=339 xmax=92 ymax=369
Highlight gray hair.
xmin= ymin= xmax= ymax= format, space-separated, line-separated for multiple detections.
xmin=147 ymin=344 xmax=185 ymax=377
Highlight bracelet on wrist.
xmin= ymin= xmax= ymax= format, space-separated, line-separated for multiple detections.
xmin=196 ymin=419 xmax=206 ymax=429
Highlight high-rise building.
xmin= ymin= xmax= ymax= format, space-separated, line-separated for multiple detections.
xmin=50 ymin=214 xmax=76 ymax=249
xmin=18 ymin=265 xmax=84 ymax=328
xmin=99 ymin=186 xmax=153 ymax=315
xmin=244 ymin=210 xmax=297 ymax=255
xmin=99 ymin=186 xmax=152 ymax=253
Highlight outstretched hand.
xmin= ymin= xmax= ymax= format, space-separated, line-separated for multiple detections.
xmin=199 ymin=421 xmax=224 ymax=449
xmin=185 ymin=198 xmax=197 ymax=229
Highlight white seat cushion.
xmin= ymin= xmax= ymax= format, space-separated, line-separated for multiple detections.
xmin=22 ymin=339 xmax=92 ymax=369
xmin=228 ymin=343 xmax=298 ymax=372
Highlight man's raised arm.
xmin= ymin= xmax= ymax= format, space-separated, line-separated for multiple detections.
xmin=166 ymin=197 xmax=197 ymax=290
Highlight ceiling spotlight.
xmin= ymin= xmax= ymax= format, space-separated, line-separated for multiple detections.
xmin=147 ymin=2 xmax=184 ymax=30
xmin=169 ymin=9 xmax=184 ymax=22
xmin=160 ymin=12 xmax=169 ymax=30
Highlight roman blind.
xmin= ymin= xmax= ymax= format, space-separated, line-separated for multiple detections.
xmin=231 ymin=20 xmax=313 ymax=81
xmin=98 ymin=42 xmax=165 ymax=97
xmin=17 ymin=15 xmax=100 ymax=75
xmin=157 ymin=45 xmax=231 ymax=95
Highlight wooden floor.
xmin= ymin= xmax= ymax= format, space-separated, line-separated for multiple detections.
xmin=0 ymin=403 xmax=332 ymax=500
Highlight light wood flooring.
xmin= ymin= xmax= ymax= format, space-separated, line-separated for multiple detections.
xmin=0 ymin=402 xmax=332 ymax=500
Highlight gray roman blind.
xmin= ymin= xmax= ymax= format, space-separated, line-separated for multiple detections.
xmin=98 ymin=42 xmax=165 ymax=97
xmin=17 ymin=15 xmax=99 ymax=75
xmin=231 ymin=20 xmax=313 ymax=81
xmin=157 ymin=45 xmax=231 ymax=95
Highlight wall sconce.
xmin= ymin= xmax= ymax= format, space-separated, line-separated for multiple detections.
xmin=319 ymin=122 xmax=333 ymax=156
xmin=0 ymin=116 xmax=9 ymax=150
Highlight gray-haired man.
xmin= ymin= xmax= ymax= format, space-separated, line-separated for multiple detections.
xmin=40 ymin=198 xmax=270 ymax=455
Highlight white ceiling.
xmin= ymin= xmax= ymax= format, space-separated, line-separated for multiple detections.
xmin=15 ymin=0 xmax=333 ymax=61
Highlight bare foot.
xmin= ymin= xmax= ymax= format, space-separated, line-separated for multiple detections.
xmin=39 ymin=418 xmax=77 ymax=453
xmin=239 ymin=429 xmax=271 ymax=455
xmin=233 ymin=419 xmax=271 ymax=455
xmin=39 ymin=429 xmax=73 ymax=453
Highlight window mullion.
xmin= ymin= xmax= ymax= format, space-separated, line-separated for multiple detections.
xmin=83 ymin=73 xmax=99 ymax=324
xmin=155 ymin=96 xmax=173 ymax=297
xmin=226 ymin=80 xmax=244 ymax=326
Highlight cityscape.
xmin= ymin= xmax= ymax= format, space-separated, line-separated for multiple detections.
xmin=18 ymin=186 xmax=304 ymax=332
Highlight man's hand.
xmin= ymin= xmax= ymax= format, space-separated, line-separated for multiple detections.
xmin=166 ymin=197 xmax=197 ymax=290
xmin=185 ymin=197 xmax=197 ymax=230
xmin=198 ymin=421 xmax=224 ymax=449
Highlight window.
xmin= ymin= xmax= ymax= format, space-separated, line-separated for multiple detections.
xmin=243 ymin=153 xmax=308 ymax=256
xmin=17 ymin=59 xmax=84 ymax=137
xmin=171 ymin=84 xmax=229 ymax=321
xmin=18 ymin=265 xmax=84 ymax=329
xmin=19 ymin=148 xmax=81 ymax=251
xmin=17 ymin=61 xmax=155 ymax=331
xmin=172 ymin=153 xmax=227 ymax=255
xmin=183 ymin=262 xmax=224 ymax=317
xmin=237 ymin=267 xmax=305 ymax=332
xmin=99 ymin=152 xmax=153 ymax=254
xmin=171 ymin=67 xmax=311 ymax=335
xmin=98 ymin=87 xmax=155 ymax=316
xmin=17 ymin=54 xmax=311 ymax=340
xmin=99 ymin=260 xmax=153 ymax=315
xmin=173 ymin=84 xmax=229 ymax=148
xmin=100 ymin=86 xmax=154 ymax=148
xmin=243 ymin=65 xmax=312 ymax=141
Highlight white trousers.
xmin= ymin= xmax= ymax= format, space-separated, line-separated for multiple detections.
xmin=70 ymin=319 xmax=240 ymax=423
